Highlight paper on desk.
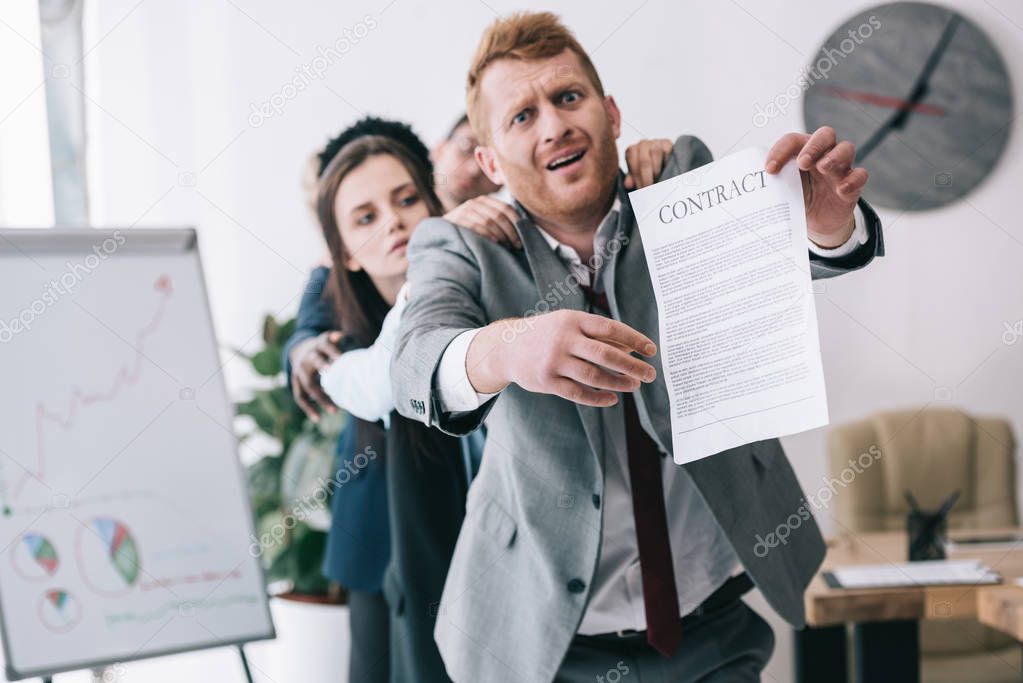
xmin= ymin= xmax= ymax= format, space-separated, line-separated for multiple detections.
xmin=830 ymin=560 xmax=1000 ymax=589
xmin=628 ymin=146 xmax=828 ymax=464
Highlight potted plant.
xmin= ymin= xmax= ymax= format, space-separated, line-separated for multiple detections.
xmin=235 ymin=314 xmax=351 ymax=680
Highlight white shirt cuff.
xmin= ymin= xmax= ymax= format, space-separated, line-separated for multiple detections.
xmin=435 ymin=328 xmax=500 ymax=413
xmin=807 ymin=205 xmax=869 ymax=258
xmin=318 ymin=283 xmax=409 ymax=427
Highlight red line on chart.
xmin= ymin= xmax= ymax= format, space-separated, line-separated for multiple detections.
xmin=11 ymin=276 xmax=174 ymax=501
xmin=140 ymin=568 xmax=242 ymax=591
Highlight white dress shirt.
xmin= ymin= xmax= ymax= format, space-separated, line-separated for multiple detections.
xmin=319 ymin=283 xmax=409 ymax=427
xmin=433 ymin=201 xmax=868 ymax=633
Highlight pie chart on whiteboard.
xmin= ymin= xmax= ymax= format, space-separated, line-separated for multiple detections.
xmin=76 ymin=518 xmax=141 ymax=596
xmin=38 ymin=589 xmax=81 ymax=634
xmin=11 ymin=532 xmax=59 ymax=580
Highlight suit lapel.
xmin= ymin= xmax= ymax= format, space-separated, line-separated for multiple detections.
xmin=606 ymin=181 xmax=675 ymax=458
xmin=515 ymin=214 xmax=607 ymax=473
xmin=516 ymin=215 xmax=586 ymax=312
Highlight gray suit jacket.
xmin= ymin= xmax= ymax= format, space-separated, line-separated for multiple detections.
xmin=391 ymin=135 xmax=884 ymax=682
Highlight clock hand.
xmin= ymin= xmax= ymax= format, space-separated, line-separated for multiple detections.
xmin=889 ymin=14 xmax=961 ymax=130
xmin=856 ymin=12 xmax=962 ymax=162
xmin=823 ymin=86 xmax=946 ymax=116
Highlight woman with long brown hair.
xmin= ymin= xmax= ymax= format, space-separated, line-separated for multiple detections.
xmin=314 ymin=122 xmax=493 ymax=683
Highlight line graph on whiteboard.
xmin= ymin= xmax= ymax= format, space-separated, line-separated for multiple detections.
xmin=0 ymin=272 xmax=248 ymax=631
xmin=0 ymin=274 xmax=174 ymax=515
xmin=0 ymin=231 xmax=275 ymax=672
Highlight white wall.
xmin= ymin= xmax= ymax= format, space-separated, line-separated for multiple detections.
xmin=0 ymin=1 xmax=53 ymax=227
xmin=63 ymin=0 xmax=1023 ymax=679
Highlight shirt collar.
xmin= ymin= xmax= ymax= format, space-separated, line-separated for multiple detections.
xmin=531 ymin=196 xmax=622 ymax=267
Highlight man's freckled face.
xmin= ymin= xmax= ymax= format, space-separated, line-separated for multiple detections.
xmin=477 ymin=50 xmax=622 ymax=227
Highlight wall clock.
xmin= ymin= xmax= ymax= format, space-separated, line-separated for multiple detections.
xmin=803 ymin=1 xmax=1013 ymax=211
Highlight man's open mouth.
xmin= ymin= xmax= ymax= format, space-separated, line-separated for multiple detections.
xmin=546 ymin=149 xmax=586 ymax=171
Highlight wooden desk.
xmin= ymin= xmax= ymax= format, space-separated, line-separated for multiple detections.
xmin=796 ymin=530 xmax=1023 ymax=683
xmin=978 ymin=585 xmax=1023 ymax=638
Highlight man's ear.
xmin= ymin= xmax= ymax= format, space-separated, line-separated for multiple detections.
xmin=604 ymin=95 xmax=622 ymax=140
xmin=474 ymin=145 xmax=504 ymax=186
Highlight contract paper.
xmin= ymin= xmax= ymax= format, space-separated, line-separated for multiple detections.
xmin=628 ymin=146 xmax=828 ymax=464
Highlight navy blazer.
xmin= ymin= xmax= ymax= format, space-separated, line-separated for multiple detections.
xmin=283 ymin=266 xmax=390 ymax=592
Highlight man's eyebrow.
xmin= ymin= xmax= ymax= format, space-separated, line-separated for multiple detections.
xmin=498 ymin=78 xmax=589 ymax=122
xmin=500 ymin=92 xmax=534 ymax=120
xmin=548 ymin=78 xmax=587 ymax=93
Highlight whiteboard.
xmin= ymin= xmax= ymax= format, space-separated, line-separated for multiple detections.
xmin=0 ymin=228 xmax=274 ymax=679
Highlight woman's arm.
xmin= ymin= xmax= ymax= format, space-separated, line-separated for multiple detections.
xmin=318 ymin=284 xmax=408 ymax=425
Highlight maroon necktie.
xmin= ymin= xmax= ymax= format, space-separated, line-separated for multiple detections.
xmin=580 ymin=284 xmax=683 ymax=658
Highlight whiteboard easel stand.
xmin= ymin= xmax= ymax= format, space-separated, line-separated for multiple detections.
xmin=237 ymin=644 xmax=255 ymax=683
xmin=38 ymin=645 xmax=254 ymax=683
xmin=40 ymin=665 xmax=101 ymax=683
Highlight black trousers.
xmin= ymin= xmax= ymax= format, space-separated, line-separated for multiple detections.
xmin=557 ymin=600 xmax=775 ymax=682
xmin=384 ymin=429 xmax=469 ymax=683
xmin=348 ymin=589 xmax=390 ymax=683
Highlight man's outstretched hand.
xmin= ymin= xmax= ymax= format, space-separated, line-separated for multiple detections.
xmin=765 ymin=126 xmax=869 ymax=249
xmin=463 ymin=310 xmax=658 ymax=407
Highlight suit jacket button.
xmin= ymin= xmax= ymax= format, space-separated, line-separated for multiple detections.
xmin=567 ymin=578 xmax=586 ymax=594
xmin=592 ymin=494 xmax=601 ymax=509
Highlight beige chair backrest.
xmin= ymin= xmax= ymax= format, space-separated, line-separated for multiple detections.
xmin=827 ymin=407 xmax=1018 ymax=655
xmin=827 ymin=407 xmax=1017 ymax=533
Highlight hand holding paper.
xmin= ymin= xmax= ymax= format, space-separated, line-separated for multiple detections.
xmin=629 ymin=146 xmax=829 ymax=464
xmin=765 ymin=126 xmax=869 ymax=248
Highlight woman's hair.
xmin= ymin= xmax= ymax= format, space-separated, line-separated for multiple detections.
xmin=316 ymin=117 xmax=433 ymax=179
xmin=315 ymin=126 xmax=454 ymax=467
xmin=316 ymin=133 xmax=443 ymax=347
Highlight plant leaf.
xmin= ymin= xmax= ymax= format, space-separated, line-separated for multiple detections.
xmin=262 ymin=315 xmax=280 ymax=345
xmin=251 ymin=348 xmax=282 ymax=377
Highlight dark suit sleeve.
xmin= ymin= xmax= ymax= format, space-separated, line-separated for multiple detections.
xmin=808 ymin=197 xmax=885 ymax=279
xmin=283 ymin=266 xmax=333 ymax=384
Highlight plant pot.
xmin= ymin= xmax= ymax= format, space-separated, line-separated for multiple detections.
xmin=263 ymin=592 xmax=350 ymax=682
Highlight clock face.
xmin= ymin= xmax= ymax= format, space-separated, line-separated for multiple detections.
xmin=803 ymin=1 xmax=1013 ymax=211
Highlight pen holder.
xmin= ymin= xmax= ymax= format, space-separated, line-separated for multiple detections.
xmin=907 ymin=510 xmax=947 ymax=562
